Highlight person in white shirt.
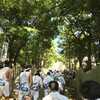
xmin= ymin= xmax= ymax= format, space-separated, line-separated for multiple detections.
xmin=43 ymin=81 xmax=68 ymax=100
xmin=18 ymin=64 xmax=32 ymax=100
xmin=31 ymin=71 xmax=43 ymax=100
xmin=43 ymin=72 xmax=54 ymax=96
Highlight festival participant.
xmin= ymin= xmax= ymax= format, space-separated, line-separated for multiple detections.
xmin=31 ymin=70 xmax=43 ymax=100
xmin=48 ymin=70 xmax=54 ymax=78
xmin=42 ymin=81 xmax=68 ymax=100
xmin=24 ymin=95 xmax=31 ymax=100
xmin=43 ymin=72 xmax=54 ymax=96
xmin=54 ymin=71 xmax=65 ymax=94
xmin=18 ymin=64 xmax=32 ymax=100
xmin=0 ymin=60 xmax=13 ymax=100
xmin=80 ymin=80 xmax=100 ymax=100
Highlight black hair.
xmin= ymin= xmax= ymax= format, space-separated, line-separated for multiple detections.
xmin=22 ymin=64 xmax=32 ymax=69
xmin=25 ymin=64 xmax=32 ymax=69
xmin=80 ymin=80 xmax=100 ymax=99
xmin=4 ymin=60 xmax=12 ymax=68
xmin=35 ymin=70 xmax=40 ymax=76
xmin=49 ymin=70 xmax=53 ymax=73
xmin=4 ymin=60 xmax=9 ymax=67
xmin=0 ymin=61 xmax=3 ymax=68
xmin=49 ymin=81 xmax=59 ymax=91
xmin=47 ymin=72 xmax=50 ymax=75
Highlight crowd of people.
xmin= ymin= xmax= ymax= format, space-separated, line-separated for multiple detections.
xmin=0 ymin=60 xmax=68 ymax=100
xmin=0 ymin=60 xmax=100 ymax=100
xmin=17 ymin=64 xmax=68 ymax=100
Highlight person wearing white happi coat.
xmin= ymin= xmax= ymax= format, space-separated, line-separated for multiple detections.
xmin=0 ymin=60 xmax=13 ymax=100
xmin=31 ymin=71 xmax=43 ymax=100
xmin=19 ymin=65 xmax=32 ymax=100
xmin=0 ymin=68 xmax=11 ymax=98
xmin=43 ymin=72 xmax=54 ymax=96
xmin=43 ymin=81 xmax=68 ymax=100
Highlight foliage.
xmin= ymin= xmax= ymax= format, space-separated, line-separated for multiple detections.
xmin=0 ymin=0 xmax=100 ymax=69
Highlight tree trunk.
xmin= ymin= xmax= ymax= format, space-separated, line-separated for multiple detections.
xmin=69 ymin=42 xmax=71 ymax=68
xmin=13 ymin=48 xmax=21 ymax=65
xmin=78 ymin=56 xmax=83 ymax=68
xmin=87 ymin=34 xmax=92 ymax=71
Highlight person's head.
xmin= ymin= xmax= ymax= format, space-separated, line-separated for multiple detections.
xmin=21 ymin=64 xmax=26 ymax=71
xmin=25 ymin=64 xmax=32 ymax=69
xmin=49 ymin=70 xmax=53 ymax=73
xmin=21 ymin=64 xmax=31 ymax=71
xmin=47 ymin=72 xmax=50 ymax=76
xmin=35 ymin=70 xmax=40 ymax=76
xmin=0 ymin=61 xmax=3 ymax=68
xmin=49 ymin=81 xmax=59 ymax=92
xmin=4 ymin=60 xmax=12 ymax=68
xmin=24 ymin=96 xmax=31 ymax=100
xmin=80 ymin=80 xmax=100 ymax=99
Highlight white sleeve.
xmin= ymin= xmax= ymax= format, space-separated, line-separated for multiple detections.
xmin=65 ymin=97 xmax=69 ymax=100
xmin=39 ymin=77 xmax=43 ymax=87
xmin=42 ymin=97 xmax=45 ymax=100
xmin=32 ymin=76 xmax=35 ymax=82
xmin=42 ymin=96 xmax=47 ymax=100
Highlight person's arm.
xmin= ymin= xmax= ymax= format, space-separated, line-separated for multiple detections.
xmin=28 ymin=72 xmax=32 ymax=86
xmin=40 ymin=77 xmax=43 ymax=88
xmin=42 ymin=97 xmax=46 ymax=100
xmin=5 ymin=69 xmax=11 ymax=81
xmin=42 ymin=98 xmax=45 ymax=100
